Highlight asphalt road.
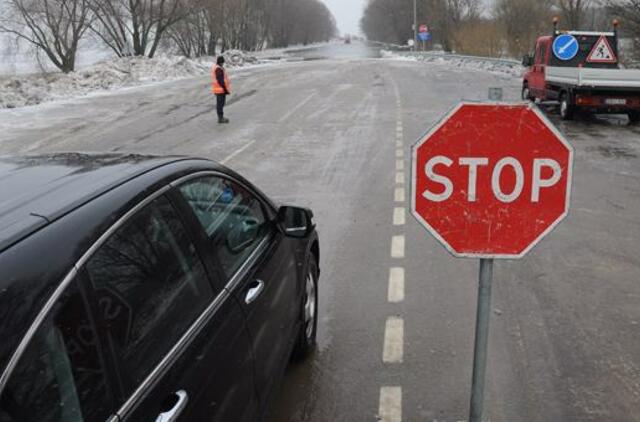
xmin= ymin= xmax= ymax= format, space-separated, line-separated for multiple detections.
xmin=1 ymin=43 xmax=640 ymax=422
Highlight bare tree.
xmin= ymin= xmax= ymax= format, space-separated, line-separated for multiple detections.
xmin=166 ymin=0 xmax=209 ymax=57
xmin=556 ymin=0 xmax=593 ymax=28
xmin=452 ymin=18 xmax=504 ymax=56
xmin=361 ymin=0 xmax=480 ymax=51
xmin=494 ymin=0 xmax=554 ymax=57
xmin=361 ymin=0 xmax=414 ymax=46
xmin=0 ymin=0 xmax=92 ymax=73
xmin=606 ymin=0 xmax=640 ymax=58
xmin=89 ymin=0 xmax=187 ymax=58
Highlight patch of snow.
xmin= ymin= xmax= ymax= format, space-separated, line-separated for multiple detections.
xmin=381 ymin=49 xmax=524 ymax=79
xmin=0 ymin=53 xmax=273 ymax=109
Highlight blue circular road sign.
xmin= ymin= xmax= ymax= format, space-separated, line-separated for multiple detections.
xmin=553 ymin=34 xmax=579 ymax=61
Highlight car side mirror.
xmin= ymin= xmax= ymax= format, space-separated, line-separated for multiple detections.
xmin=277 ymin=206 xmax=314 ymax=238
xmin=522 ymin=54 xmax=533 ymax=67
xmin=227 ymin=218 xmax=260 ymax=253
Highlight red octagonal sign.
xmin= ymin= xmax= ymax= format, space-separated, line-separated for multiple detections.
xmin=411 ymin=102 xmax=574 ymax=259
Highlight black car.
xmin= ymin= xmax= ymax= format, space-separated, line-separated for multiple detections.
xmin=0 ymin=153 xmax=319 ymax=422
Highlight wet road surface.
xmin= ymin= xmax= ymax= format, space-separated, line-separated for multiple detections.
xmin=1 ymin=42 xmax=640 ymax=421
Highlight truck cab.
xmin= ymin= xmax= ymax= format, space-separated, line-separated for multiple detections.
xmin=522 ymin=23 xmax=640 ymax=122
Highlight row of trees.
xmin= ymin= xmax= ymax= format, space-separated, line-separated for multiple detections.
xmin=0 ymin=0 xmax=337 ymax=73
xmin=361 ymin=0 xmax=640 ymax=59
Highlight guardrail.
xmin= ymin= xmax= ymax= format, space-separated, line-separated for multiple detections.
xmin=367 ymin=40 xmax=412 ymax=51
xmin=382 ymin=50 xmax=524 ymax=77
xmin=393 ymin=51 xmax=521 ymax=66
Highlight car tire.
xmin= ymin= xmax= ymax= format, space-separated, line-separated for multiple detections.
xmin=559 ymin=93 xmax=574 ymax=121
xmin=628 ymin=111 xmax=640 ymax=125
xmin=291 ymin=253 xmax=318 ymax=361
xmin=521 ymin=84 xmax=532 ymax=101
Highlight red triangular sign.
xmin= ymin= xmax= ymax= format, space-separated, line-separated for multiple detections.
xmin=587 ymin=35 xmax=617 ymax=63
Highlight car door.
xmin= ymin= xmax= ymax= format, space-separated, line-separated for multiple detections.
xmin=0 ymin=276 xmax=117 ymax=422
xmin=531 ymin=39 xmax=550 ymax=98
xmin=174 ymin=174 xmax=301 ymax=412
xmin=82 ymin=194 xmax=258 ymax=422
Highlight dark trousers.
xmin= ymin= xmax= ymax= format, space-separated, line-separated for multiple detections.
xmin=216 ymin=94 xmax=227 ymax=119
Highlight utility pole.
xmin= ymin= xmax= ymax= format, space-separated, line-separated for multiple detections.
xmin=413 ymin=0 xmax=418 ymax=52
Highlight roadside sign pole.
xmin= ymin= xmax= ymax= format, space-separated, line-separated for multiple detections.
xmin=469 ymin=258 xmax=493 ymax=422
xmin=413 ymin=0 xmax=417 ymax=52
xmin=411 ymin=93 xmax=573 ymax=422
xmin=468 ymin=88 xmax=503 ymax=422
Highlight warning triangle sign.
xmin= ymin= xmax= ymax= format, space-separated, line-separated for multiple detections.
xmin=587 ymin=35 xmax=617 ymax=63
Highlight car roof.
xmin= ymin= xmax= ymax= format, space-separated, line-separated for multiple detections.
xmin=0 ymin=153 xmax=191 ymax=253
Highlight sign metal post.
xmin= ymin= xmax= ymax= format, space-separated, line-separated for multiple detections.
xmin=468 ymin=88 xmax=501 ymax=422
xmin=469 ymin=258 xmax=493 ymax=422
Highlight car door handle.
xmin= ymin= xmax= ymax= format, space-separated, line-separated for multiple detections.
xmin=156 ymin=390 xmax=188 ymax=422
xmin=245 ymin=280 xmax=265 ymax=304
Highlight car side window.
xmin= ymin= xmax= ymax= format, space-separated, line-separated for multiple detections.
xmin=0 ymin=280 xmax=113 ymax=422
xmin=85 ymin=196 xmax=213 ymax=394
xmin=178 ymin=176 xmax=271 ymax=279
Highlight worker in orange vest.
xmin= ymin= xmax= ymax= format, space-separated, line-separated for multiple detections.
xmin=212 ymin=55 xmax=231 ymax=124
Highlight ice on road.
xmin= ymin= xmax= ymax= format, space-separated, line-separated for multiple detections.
xmin=1 ymin=43 xmax=640 ymax=422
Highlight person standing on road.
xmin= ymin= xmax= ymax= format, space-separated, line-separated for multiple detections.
xmin=212 ymin=55 xmax=231 ymax=124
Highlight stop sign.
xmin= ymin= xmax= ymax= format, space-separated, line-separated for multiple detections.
xmin=411 ymin=103 xmax=573 ymax=258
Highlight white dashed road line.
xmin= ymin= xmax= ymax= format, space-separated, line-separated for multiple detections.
xmin=383 ymin=79 xmax=405 ymax=421
xmin=391 ymin=235 xmax=405 ymax=258
xmin=395 ymin=187 xmax=405 ymax=203
xmin=383 ymin=317 xmax=404 ymax=363
xmin=388 ymin=267 xmax=405 ymax=303
xmin=393 ymin=207 xmax=406 ymax=226
xmin=220 ymin=140 xmax=257 ymax=165
xmin=278 ymin=92 xmax=316 ymax=123
xmin=378 ymin=387 xmax=402 ymax=422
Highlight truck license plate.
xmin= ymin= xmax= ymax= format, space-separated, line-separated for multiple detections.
xmin=605 ymin=98 xmax=627 ymax=105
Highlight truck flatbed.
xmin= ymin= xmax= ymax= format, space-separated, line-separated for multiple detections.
xmin=546 ymin=66 xmax=640 ymax=90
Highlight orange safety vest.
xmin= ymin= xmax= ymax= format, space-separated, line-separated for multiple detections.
xmin=211 ymin=64 xmax=231 ymax=95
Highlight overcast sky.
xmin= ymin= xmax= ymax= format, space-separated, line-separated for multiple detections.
xmin=322 ymin=0 xmax=496 ymax=36
xmin=322 ymin=0 xmax=367 ymax=36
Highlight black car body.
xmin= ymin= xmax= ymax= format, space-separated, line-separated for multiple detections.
xmin=0 ymin=153 xmax=319 ymax=422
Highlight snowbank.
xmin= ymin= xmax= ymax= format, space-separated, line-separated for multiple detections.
xmin=381 ymin=50 xmax=524 ymax=78
xmin=0 ymin=53 xmax=265 ymax=109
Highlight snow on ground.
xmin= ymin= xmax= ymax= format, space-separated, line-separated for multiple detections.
xmin=0 ymin=50 xmax=270 ymax=109
xmin=0 ymin=38 xmax=332 ymax=109
xmin=381 ymin=50 xmax=524 ymax=79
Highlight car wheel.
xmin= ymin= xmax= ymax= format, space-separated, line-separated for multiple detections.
xmin=521 ymin=84 xmax=532 ymax=101
xmin=628 ymin=111 xmax=640 ymax=125
xmin=559 ymin=93 xmax=574 ymax=121
xmin=292 ymin=254 xmax=318 ymax=360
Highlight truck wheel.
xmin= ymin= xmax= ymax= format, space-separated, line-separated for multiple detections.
xmin=521 ymin=84 xmax=532 ymax=101
xmin=560 ymin=94 xmax=574 ymax=121
xmin=628 ymin=111 xmax=640 ymax=125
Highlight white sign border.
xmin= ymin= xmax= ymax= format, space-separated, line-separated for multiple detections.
xmin=410 ymin=101 xmax=575 ymax=260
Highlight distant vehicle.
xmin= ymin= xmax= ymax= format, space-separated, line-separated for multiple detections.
xmin=522 ymin=19 xmax=640 ymax=122
xmin=0 ymin=154 xmax=319 ymax=422
xmin=345 ymin=35 xmax=352 ymax=44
